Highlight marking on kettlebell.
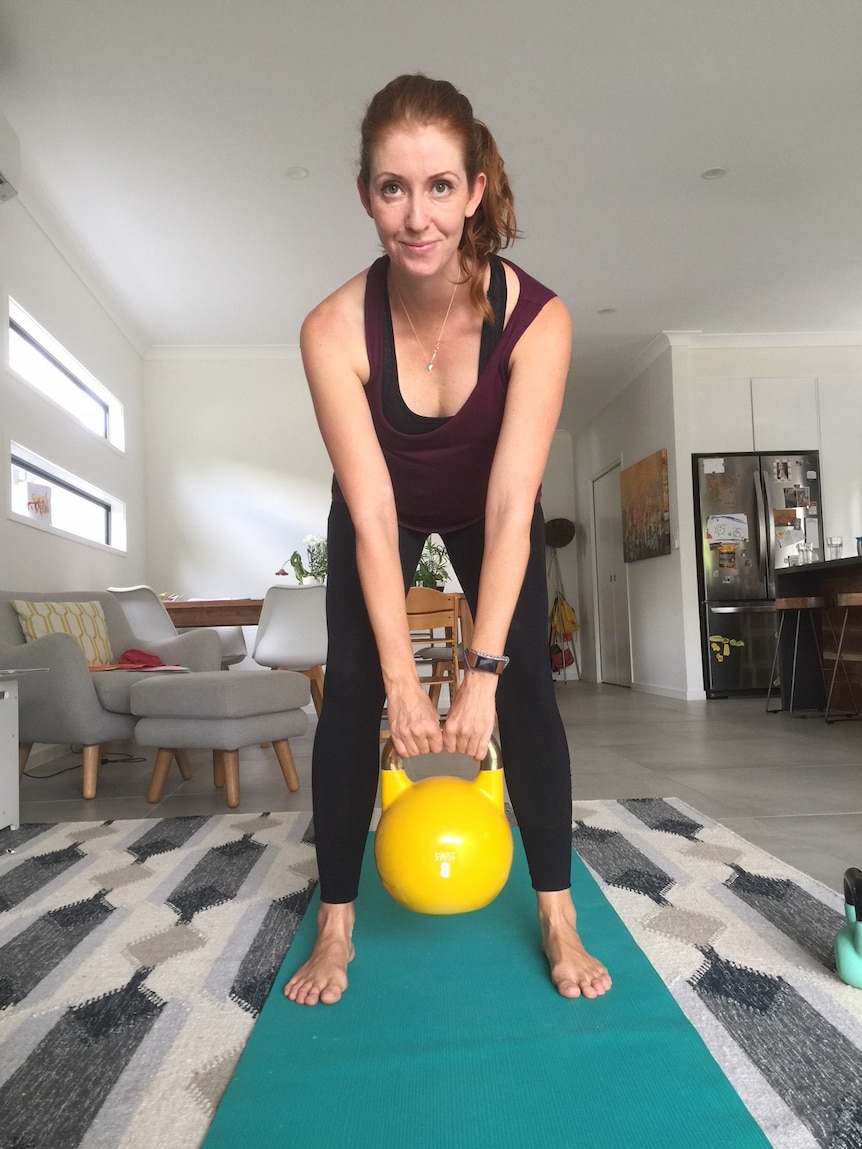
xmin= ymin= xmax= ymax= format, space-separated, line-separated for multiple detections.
xmin=440 ymin=862 xmax=451 ymax=879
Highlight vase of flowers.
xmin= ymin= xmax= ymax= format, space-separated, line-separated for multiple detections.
xmin=277 ymin=534 xmax=328 ymax=586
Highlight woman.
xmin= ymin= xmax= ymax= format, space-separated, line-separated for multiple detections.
xmin=286 ymin=74 xmax=611 ymax=1006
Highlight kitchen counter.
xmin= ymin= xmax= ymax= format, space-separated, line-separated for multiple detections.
xmin=774 ymin=554 xmax=862 ymax=713
xmin=776 ymin=551 xmax=862 ymax=587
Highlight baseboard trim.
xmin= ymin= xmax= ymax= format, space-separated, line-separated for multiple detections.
xmin=631 ymin=681 xmax=707 ymax=702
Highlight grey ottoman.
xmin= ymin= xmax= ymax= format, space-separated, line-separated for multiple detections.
xmin=131 ymin=669 xmax=310 ymax=808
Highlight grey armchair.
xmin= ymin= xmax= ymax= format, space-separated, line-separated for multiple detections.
xmin=109 ymin=586 xmax=249 ymax=669
xmin=0 ymin=589 xmax=222 ymax=798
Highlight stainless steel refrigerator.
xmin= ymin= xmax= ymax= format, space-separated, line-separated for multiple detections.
xmin=693 ymin=451 xmax=822 ymax=697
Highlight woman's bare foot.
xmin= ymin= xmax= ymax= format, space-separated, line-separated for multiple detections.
xmin=284 ymin=901 xmax=356 ymax=1006
xmin=537 ymin=890 xmax=612 ymax=1000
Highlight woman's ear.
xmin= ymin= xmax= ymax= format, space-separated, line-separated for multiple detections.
xmin=465 ymin=172 xmax=487 ymax=219
xmin=357 ymin=177 xmax=374 ymax=219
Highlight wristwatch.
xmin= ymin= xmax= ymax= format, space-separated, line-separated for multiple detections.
xmin=464 ymin=647 xmax=510 ymax=675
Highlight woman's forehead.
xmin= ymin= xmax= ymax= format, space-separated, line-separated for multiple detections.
xmin=370 ymin=122 xmax=466 ymax=175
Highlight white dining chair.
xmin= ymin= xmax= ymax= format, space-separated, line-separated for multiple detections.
xmin=251 ymin=584 xmax=327 ymax=714
xmin=185 ymin=599 xmax=248 ymax=668
xmin=107 ymin=584 xmax=181 ymax=642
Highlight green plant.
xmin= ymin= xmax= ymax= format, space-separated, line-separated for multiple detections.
xmin=412 ymin=537 xmax=450 ymax=588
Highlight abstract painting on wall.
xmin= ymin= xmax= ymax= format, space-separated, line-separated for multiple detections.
xmin=620 ymin=448 xmax=671 ymax=562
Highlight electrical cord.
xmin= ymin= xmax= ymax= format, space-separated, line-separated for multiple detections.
xmin=23 ymin=749 xmax=146 ymax=780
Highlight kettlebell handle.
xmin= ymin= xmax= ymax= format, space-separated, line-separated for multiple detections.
xmin=843 ymin=867 xmax=862 ymax=914
xmin=380 ymin=736 xmax=502 ymax=774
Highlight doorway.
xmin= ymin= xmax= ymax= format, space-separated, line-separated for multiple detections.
xmin=593 ymin=464 xmax=632 ymax=687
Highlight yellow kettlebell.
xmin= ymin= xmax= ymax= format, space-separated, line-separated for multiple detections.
xmin=374 ymin=736 xmax=514 ymax=915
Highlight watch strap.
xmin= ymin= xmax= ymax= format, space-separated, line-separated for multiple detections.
xmin=464 ymin=647 xmax=510 ymax=675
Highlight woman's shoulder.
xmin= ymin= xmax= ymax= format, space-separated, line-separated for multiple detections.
xmin=493 ymin=256 xmax=565 ymax=342
xmin=498 ymin=256 xmax=557 ymax=307
xmin=301 ymin=263 xmax=378 ymax=346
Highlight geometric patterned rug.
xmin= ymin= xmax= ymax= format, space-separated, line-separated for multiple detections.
xmin=1 ymin=799 xmax=860 ymax=1149
xmin=573 ymin=798 xmax=862 ymax=1149
xmin=0 ymin=811 xmax=317 ymax=1149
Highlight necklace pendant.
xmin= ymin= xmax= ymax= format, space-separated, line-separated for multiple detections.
xmin=427 ymin=363 xmax=434 ymax=373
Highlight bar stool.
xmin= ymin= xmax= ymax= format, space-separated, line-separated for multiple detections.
xmin=765 ymin=596 xmax=830 ymax=715
xmin=824 ymin=592 xmax=862 ymax=722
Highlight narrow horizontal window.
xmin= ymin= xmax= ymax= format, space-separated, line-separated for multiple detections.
xmin=10 ymin=443 xmax=127 ymax=551
xmin=7 ymin=299 xmax=125 ymax=450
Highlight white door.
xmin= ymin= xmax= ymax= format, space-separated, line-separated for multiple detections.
xmin=593 ymin=465 xmax=632 ymax=687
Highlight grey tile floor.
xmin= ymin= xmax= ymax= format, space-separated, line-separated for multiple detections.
xmin=18 ymin=680 xmax=861 ymax=894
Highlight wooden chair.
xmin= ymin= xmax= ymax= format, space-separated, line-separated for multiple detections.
xmin=406 ymin=587 xmax=463 ymax=711
xmin=380 ymin=588 xmax=463 ymax=738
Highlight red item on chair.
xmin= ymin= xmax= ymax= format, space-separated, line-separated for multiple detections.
xmin=119 ymin=649 xmax=163 ymax=669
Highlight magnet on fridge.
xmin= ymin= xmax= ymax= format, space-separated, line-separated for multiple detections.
xmin=773 ymin=460 xmax=790 ymax=481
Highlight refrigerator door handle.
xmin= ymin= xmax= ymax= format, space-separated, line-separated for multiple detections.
xmin=709 ymin=604 xmax=777 ymax=614
xmin=754 ymin=469 xmax=777 ymax=596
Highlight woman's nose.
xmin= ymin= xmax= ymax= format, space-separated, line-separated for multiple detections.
xmin=404 ymin=194 xmax=428 ymax=232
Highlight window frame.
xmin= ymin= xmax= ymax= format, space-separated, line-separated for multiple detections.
xmin=9 ymin=441 xmax=127 ymax=552
xmin=7 ymin=298 xmax=125 ymax=451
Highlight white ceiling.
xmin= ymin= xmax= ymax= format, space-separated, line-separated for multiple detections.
xmin=1 ymin=0 xmax=861 ymax=424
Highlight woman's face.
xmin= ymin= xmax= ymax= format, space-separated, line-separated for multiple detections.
xmin=359 ymin=123 xmax=486 ymax=281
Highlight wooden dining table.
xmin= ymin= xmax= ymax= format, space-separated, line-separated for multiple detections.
xmin=163 ymin=598 xmax=264 ymax=628
xmin=164 ymin=593 xmax=473 ymax=644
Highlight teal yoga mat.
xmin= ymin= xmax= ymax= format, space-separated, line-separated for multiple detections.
xmin=203 ymin=833 xmax=770 ymax=1149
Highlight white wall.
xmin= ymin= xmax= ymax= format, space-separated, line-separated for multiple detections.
xmin=0 ymin=199 xmax=148 ymax=591
xmin=142 ymin=352 xmax=333 ymax=600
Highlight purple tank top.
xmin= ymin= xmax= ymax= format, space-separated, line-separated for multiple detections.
xmin=337 ymin=255 xmax=556 ymax=534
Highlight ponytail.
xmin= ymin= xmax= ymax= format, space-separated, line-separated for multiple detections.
xmin=460 ymin=119 xmax=519 ymax=320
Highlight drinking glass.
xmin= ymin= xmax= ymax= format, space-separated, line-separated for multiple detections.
xmin=826 ymin=536 xmax=843 ymax=561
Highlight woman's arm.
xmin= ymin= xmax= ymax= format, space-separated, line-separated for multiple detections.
xmin=301 ymin=281 xmax=443 ymax=757
xmin=442 ymin=294 xmax=572 ymax=759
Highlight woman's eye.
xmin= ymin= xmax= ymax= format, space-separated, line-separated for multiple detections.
xmin=432 ymin=181 xmax=452 ymax=195
xmin=381 ymin=182 xmax=402 ymax=197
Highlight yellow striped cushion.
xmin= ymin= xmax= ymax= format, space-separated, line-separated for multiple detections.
xmin=12 ymin=600 xmax=113 ymax=667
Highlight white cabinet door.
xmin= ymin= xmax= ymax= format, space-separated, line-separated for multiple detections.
xmin=817 ymin=377 xmax=862 ymax=545
xmin=688 ymin=378 xmax=755 ymax=453
xmin=751 ymin=378 xmax=818 ymax=452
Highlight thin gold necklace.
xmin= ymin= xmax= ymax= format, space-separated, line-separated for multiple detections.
xmin=393 ymin=280 xmax=459 ymax=372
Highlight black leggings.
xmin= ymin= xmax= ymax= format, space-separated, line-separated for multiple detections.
xmin=312 ymin=500 xmax=573 ymax=903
